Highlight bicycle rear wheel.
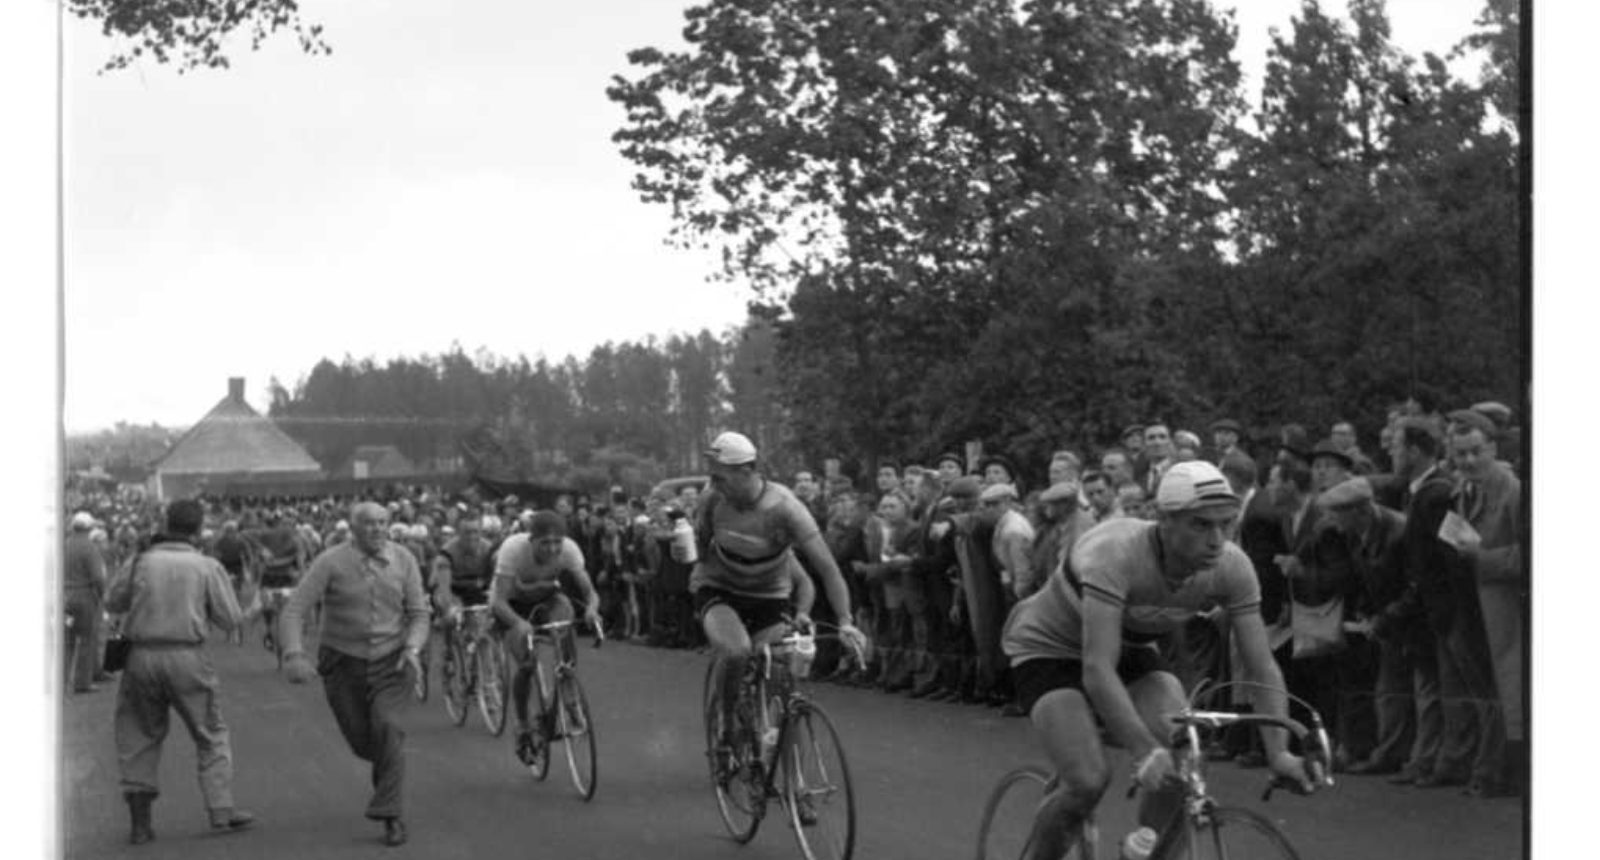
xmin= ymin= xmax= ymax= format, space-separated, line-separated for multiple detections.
xmin=782 ymin=701 xmax=856 ymax=860
xmin=975 ymin=766 xmax=1093 ymax=860
xmin=477 ymin=639 xmax=510 ymax=736
xmin=1162 ymin=806 xmax=1301 ymax=860
xmin=706 ymin=659 xmax=766 ymax=843
xmin=442 ymin=641 xmax=470 ymax=726
xmin=557 ymin=670 xmax=598 ymax=800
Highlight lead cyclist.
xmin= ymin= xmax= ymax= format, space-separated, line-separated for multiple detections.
xmin=1000 ymin=461 xmax=1320 ymax=860
xmin=679 ymin=432 xmax=867 ymax=762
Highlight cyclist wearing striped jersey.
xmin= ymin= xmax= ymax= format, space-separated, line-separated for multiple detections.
xmin=1001 ymin=461 xmax=1317 ymax=860
xmin=490 ymin=511 xmax=603 ymax=748
xmin=683 ymin=432 xmax=867 ymax=741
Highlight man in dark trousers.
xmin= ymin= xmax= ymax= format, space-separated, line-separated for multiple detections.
xmin=64 ymin=511 xmax=108 ymax=693
xmin=282 ymin=501 xmax=429 ymax=847
xmin=104 ymin=499 xmax=254 ymax=844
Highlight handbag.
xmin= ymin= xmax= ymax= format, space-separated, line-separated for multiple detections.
xmin=102 ymin=549 xmax=147 ymax=673
xmin=1289 ymin=593 xmax=1347 ymax=659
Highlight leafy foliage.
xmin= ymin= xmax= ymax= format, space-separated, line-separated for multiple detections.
xmin=610 ymin=0 xmax=1523 ymax=477
xmin=70 ymin=0 xmax=330 ymax=72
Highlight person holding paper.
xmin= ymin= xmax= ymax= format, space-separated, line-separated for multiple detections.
xmin=1446 ymin=409 xmax=1525 ymax=797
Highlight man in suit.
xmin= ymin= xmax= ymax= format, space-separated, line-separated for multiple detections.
xmin=1446 ymin=410 xmax=1524 ymax=797
xmin=1384 ymin=417 xmax=1499 ymax=791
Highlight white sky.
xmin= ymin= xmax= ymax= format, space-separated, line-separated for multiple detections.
xmin=61 ymin=0 xmax=1492 ymax=433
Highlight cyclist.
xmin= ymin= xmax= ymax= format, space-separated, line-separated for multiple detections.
xmin=432 ymin=515 xmax=495 ymax=651
xmin=490 ymin=510 xmax=603 ymax=762
xmin=253 ymin=512 xmax=307 ymax=649
xmin=1000 ymin=461 xmax=1319 ymax=860
xmin=684 ymin=431 xmax=866 ymax=776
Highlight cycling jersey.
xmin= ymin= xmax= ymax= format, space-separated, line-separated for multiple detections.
xmin=494 ymin=534 xmax=587 ymax=615
xmin=440 ymin=536 xmax=493 ymax=604
xmin=688 ymin=482 xmax=817 ymax=600
xmin=1002 ymin=517 xmax=1259 ymax=665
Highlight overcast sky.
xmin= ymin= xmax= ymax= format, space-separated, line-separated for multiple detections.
xmin=62 ymin=0 xmax=1492 ymax=433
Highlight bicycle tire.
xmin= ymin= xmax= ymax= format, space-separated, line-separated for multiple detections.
xmin=442 ymin=640 xmax=470 ymax=727
xmin=1154 ymin=805 xmax=1302 ymax=860
xmin=782 ymin=701 xmax=856 ymax=860
xmin=525 ymin=658 xmax=553 ymax=781
xmin=477 ymin=639 xmax=510 ymax=736
xmin=557 ymin=670 xmax=598 ymax=800
xmin=706 ymin=658 xmax=765 ymax=843
xmin=975 ymin=766 xmax=1094 ymax=860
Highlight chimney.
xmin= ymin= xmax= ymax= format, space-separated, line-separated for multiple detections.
xmin=228 ymin=377 xmax=245 ymax=404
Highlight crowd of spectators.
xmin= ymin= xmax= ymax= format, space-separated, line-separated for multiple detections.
xmin=63 ymin=396 xmax=1526 ymax=802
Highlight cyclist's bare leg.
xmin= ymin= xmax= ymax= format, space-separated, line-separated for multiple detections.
xmin=1127 ymin=670 xmax=1187 ymax=831
xmin=1029 ymin=688 xmax=1111 ymax=860
xmin=704 ymin=603 xmax=756 ymax=736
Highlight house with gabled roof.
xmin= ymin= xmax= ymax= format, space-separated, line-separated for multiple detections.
xmin=332 ymin=444 xmax=417 ymax=480
xmin=146 ymin=378 xmax=324 ymax=500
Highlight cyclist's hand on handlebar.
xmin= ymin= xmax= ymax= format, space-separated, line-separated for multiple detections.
xmin=1133 ymin=747 xmax=1180 ymax=792
xmin=837 ymin=621 xmax=867 ymax=659
xmin=1268 ymin=750 xmax=1320 ymax=795
xmin=513 ymin=619 xmax=534 ymax=642
xmin=792 ymin=612 xmax=814 ymax=633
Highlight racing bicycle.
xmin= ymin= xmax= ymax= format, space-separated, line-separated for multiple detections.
xmin=704 ymin=622 xmax=863 ymax=860
xmin=975 ymin=682 xmax=1333 ymax=860
xmin=512 ymin=618 xmax=604 ymax=800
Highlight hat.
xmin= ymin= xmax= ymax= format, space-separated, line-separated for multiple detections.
xmin=1174 ymin=430 xmax=1202 ymax=450
xmin=935 ymin=452 xmax=965 ymax=469
xmin=1039 ymin=481 xmax=1081 ymax=504
xmin=946 ymin=476 xmax=983 ymax=500
xmin=977 ymin=453 xmax=1018 ymax=481
xmin=1155 ymin=461 xmax=1240 ymax=512
xmin=1122 ymin=424 xmax=1146 ymax=439
xmin=1318 ymin=477 xmax=1374 ymax=510
xmin=1309 ymin=439 xmax=1354 ymax=470
xmin=1209 ymin=418 xmax=1242 ymax=433
xmin=70 ymin=511 xmax=95 ymax=531
xmin=1470 ymin=401 xmax=1513 ymax=429
xmin=979 ymin=483 xmax=1019 ymax=503
xmin=706 ymin=431 xmax=758 ymax=465
xmin=1448 ymin=409 xmax=1498 ymax=440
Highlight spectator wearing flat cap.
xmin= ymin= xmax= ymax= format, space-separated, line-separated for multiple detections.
xmin=979 ymin=483 xmax=1036 ymax=601
xmin=1209 ymin=419 xmax=1245 ymax=463
xmin=1444 ymin=409 xmax=1524 ymax=797
xmin=934 ymin=452 xmax=967 ymax=489
xmin=1028 ymin=482 xmax=1096 ymax=604
xmin=1318 ymin=477 xmax=1413 ymax=776
xmin=65 ymin=511 xmax=109 ymax=693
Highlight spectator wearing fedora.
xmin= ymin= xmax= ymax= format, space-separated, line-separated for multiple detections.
xmin=1330 ymin=420 xmax=1377 ymax=475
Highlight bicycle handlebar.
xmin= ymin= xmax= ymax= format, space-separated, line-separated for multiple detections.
xmin=527 ymin=618 xmax=605 ymax=650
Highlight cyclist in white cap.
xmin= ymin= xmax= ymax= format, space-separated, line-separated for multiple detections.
xmin=686 ymin=432 xmax=866 ymax=769
xmin=1000 ymin=460 xmax=1319 ymax=859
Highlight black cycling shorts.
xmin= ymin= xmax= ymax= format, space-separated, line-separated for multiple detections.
xmin=1012 ymin=646 xmax=1171 ymax=715
xmin=693 ymin=587 xmax=791 ymax=636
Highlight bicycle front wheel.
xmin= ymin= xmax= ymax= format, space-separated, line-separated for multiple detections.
xmin=477 ymin=639 xmax=510 ymax=736
xmin=442 ymin=641 xmax=470 ymax=726
xmin=557 ymin=671 xmax=598 ymax=800
xmin=782 ymin=701 xmax=856 ymax=860
xmin=1162 ymin=806 xmax=1302 ymax=860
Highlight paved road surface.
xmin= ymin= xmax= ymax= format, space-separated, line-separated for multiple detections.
xmin=63 ymin=634 xmax=1524 ymax=859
